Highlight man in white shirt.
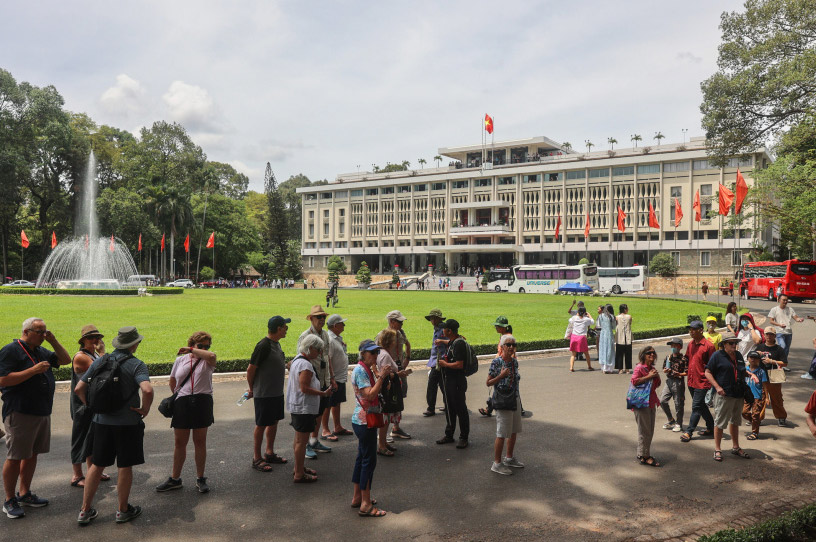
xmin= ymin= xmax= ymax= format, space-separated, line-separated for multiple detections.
xmin=321 ymin=314 xmax=352 ymax=439
xmin=768 ymin=295 xmax=804 ymax=363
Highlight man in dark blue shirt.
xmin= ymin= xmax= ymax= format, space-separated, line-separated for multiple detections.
xmin=0 ymin=317 xmax=71 ymax=519
xmin=423 ymin=309 xmax=448 ymax=417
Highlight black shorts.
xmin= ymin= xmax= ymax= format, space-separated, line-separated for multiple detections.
xmin=318 ymin=394 xmax=329 ymax=417
xmin=171 ymin=394 xmax=214 ymax=429
xmin=329 ymin=382 xmax=347 ymax=406
xmin=291 ymin=413 xmax=316 ymax=434
xmin=254 ymin=396 xmax=284 ymax=427
xmin=92 ymin=422 xmax=145 ymax=468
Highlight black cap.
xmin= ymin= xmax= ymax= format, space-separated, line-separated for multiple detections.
xmin=666 ymin=337 xmax=683 ymax=346
xmin=441 ymin=319 xmax=460 ymax=333
xmin=688 ymin=320 xmax=704 ymax=330
xmin=747 ymin=351 xmax=762 ymax=359
xmin=268 ymin=315 xmax=291 ymax=332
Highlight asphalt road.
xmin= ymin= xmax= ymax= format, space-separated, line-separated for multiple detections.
xmin=2 ymin=296 xmax=816 ymax=541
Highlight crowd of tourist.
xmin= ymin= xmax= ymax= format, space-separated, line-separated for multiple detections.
xmin=1 ymin=292 xmax=815 ymax=525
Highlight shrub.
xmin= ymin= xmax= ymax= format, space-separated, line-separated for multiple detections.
xmin=0 ymin=287 xmax=182 ymax=296
xmin=199 ymin=266 xmax=215 ymax=281
xmin=698 ymin=503 xmax=816 ymax=542
xmin=355 ymin=261 xmax=372 ymax=285
xmin=650 ymin=252 xmax=679 ymax=277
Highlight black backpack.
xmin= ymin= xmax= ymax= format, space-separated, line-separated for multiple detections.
xmin=454 ymin=338 xmax=479 ymax=377
xmin=87 ymin=352 xmax=137 ymax=414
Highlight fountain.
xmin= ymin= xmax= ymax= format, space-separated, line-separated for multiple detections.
xmin=36 ymin=151 xmax=139 ymax=289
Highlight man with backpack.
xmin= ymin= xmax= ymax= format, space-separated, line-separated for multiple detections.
xmin=73 ymin=326 xmax=153 ymax=525
xmin=435 ymin=319 xmax=472 ymax=449
xmin=0 ymin=317 xmax=71 ymax=519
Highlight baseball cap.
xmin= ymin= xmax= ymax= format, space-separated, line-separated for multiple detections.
xmin=746 ymin=351 xmax=762 ymax=359
xmin=326 ymin=314 xmax=347 ymax=327
xmin=441 ymin=319 xmax=460 ymax=333
xmin=268 ymin=315 xmax=291 ymax=331
xmin=666 ymin=337 xmax=683 ymax=346
xmin=386 ymin=310 xmax=407 ymax=321
xmin=358 ymin=339 xmax=380 ymax=353
xmin=764 ymin=326 xmax=778 ymax=335
xmin=705 ymin=316 xmax=718 ymax=323
xmin=688 ymin=320 xmax=704 ymax=330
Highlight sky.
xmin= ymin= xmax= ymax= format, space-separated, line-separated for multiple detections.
xmin=1 ymin=0 xmax=743 ymax=192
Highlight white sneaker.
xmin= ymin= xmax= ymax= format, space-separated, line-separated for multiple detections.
xmin=672 ymin=425 xmax=683 ymax=432
xmin=662 ymin=422 xmax=675 ymax=430
xmin=801 ymin=373 xmax=814 ymax=380
xmin=491 ymin=462 xmax=513 ymax=475
xmin=503 ymin=456 xmax=525 ymax=468
xmin=385 ymin=435 xmax=394 ymax=443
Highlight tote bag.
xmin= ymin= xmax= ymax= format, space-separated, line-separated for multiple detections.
xmin=626 ymin=381 xmax=652 ymax=410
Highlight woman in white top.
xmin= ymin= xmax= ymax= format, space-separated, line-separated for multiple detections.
xmin=725 ymin=302 xmax=738 ymax=334
xmin=615 ymin=304 xmax=633 ymax=374
xmin=156 ymin=331 xmax=217 ymax=494
xmin=566 ymin=307 xmax=595 ymax=372
xmin=736 ymin=313 xmax=763 ymax=358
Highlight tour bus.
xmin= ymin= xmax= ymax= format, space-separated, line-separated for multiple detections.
xmin=485 ymin=268 xmax=512 ymax=291
xmin=597 ymin=266 xmax=646 ymax=294
xmin=739 ymin=259 xmax=816 ymax=301
xmin=506 ymin=264 xmax=599 ymax=294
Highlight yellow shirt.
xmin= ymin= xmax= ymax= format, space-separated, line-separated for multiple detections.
xmin=704 ymin=331 xmax=722 ymax=349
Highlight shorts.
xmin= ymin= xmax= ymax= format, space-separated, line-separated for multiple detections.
xmin=254 ymin=396 xmax=284 ymax=427
xmin=318 ymin=393 xmax=329 ymax=417
xmin=713 ymin=394 xmax=743 ymax=429
xmin=496 ymin=396 xmax=523 ymax=438
xmin=3 ymin=412 xmax=50 ymax=460
xmin=92 ymin=422 xmax=145 ymax=468
xmin=171 ymin=394 xmax=214 ymax=429
xmin=291 ymin=413 xmax=316 ymax=434
xmin=570 ymin=334 xmax=589 ymax=353
xmin=329 ymin=382 xmax=347 ymax=406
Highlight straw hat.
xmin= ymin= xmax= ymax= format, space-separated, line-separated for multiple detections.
xmin=78 ymin=324 xmax=104 ymax=345
xmin=306 ymin=305 xmax=329 ymax=319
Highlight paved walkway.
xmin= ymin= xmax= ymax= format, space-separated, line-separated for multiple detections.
xmin=2 ymin=297 xmax=816 ymax=541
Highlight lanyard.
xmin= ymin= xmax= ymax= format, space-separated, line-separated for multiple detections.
xmin=16 ymin=340 xmax=39 ymax=366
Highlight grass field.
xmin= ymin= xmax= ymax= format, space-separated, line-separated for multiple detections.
xmin=0 ymin=289 xmax=722 ymax=365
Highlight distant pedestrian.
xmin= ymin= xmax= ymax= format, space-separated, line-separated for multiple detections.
xmin=704 ymin=316 xmax=722 ymax=349
xmin=630 ymin=346 xmax=662 ymax=467
xmin=615 ymin=304 xmax=633 ymax=373
xmin=728 ymin=281 xmax=734 ymax=296
xmin=423 ymin=309 xmax=447 ymax=417
xmin=725 ymin=302 xmax=739 ymax=334
xmin=488 ymin=334 xmax=524 ymax=475
xmin=566 ymin=307 xmax=594 ymax=372
xmin=568 ymin=300 xmax=587 ymax=362
xmin=768 ymin=294 xmax=803 ymax=362
xmin=75 ymin=326 xmax=153 ymax=524
xmin=597 ymin=305 xmax=617 ymax=374
xmin=701 ymin=281 xmax=709 ymax=300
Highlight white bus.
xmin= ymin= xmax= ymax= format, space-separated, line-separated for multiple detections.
xmin=597 ymin=266 xmax=646 ymax=294
xmin=506 ymin=264 xmax=599 ymax=294
xmin=485 ymin=268 xmax=512 ymax=292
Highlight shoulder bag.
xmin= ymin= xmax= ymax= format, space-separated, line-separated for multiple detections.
xmin=626 ymin=379 xmax=652 ymax=410
xmin=158 ymin=357 xmax=202 ymax=418
xmin=768 ymin=362 xmax=787 ymax=384
xmin=354 ymin=362 xmax=384 ymax=428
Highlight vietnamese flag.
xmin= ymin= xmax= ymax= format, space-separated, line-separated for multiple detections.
xmin=161 ymin=233 xmax=165 ymax=252
xmin=674 ymin=198 xmax=683 ymax=227
xmin=648 ymin=202 xmax=660 ymax=229
xmin=206 ymin=232 xmax=215 ymax=248
xmin=20 ymin=230 xmax=29 ymax=249
xmin=109 ymin=234 xmax=115 ymax=252
xmin=584 ymin=213 xmax=590 ymax=238
xmin=484 ymin=114 xmax=494 ymax=134
xmin=554 ymin=216 xmax=561 ymax=241
xmin=719 ymin=183 xmax=734 ymax=216
xmin=616 ymin=206 xmax=626 ymax=233
xmin=693 ymin=190 xmax=701 ymax=222
xmin=138 ymin=233 xmax=142 ymax=252
xmin=184 ymin=234 xmax=190 ymax=253
xmin=735 ymin=168 xmax=748 ymax=214
xmin=51 ymin=231 xmax=57 ymax=249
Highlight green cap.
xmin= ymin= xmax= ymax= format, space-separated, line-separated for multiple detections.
xmin=493 ymin=316 xmax=510 ymax=327
xmin=425 ymin=308 xmax=444 ymax=321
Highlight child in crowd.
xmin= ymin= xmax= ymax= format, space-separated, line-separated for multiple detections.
xmin=703 ymin=316 xmax=722 ymax=349
xmin=659 ymin=337 xmax=687 ymax=432
xmin=742 ymin=351 xmax=769 ymax=440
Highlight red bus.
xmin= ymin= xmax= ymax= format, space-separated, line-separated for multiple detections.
xmin=739 ymin=259 xmax=816 ymax=301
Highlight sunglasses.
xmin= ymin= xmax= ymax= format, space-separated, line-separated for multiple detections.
xmin=644 ymin=351 xmax=656 ymax=356
xmin=196 ymin=343 xmax=211 ymax=350
xmin=503 ymin=342 xmax=517 ymax=347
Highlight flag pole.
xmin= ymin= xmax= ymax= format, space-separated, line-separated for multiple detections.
xmin=21 ymin=245 xmax=23 ymax=281
xmin=718 ymin=213 xmax=722 ymax=306
xmin=673 ymin=221 xmax=677 ymax=296
xmin=695 ymin=214 xmax=699 ymax=302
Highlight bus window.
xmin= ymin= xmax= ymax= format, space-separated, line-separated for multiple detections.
xmin=565 ymin=269 xmax=579 ymax=280
xmin=792 ymin=264 xmax=816 ymax=275
xmin=584 ymin=266 xmax=598 ymax=276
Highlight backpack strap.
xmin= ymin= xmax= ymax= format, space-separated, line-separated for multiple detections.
xmin=109 ymin=352 xmax=140 ymax=404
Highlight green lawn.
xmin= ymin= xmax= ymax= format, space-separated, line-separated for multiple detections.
xmin=0 ymin=289 xmax=721 ymax=365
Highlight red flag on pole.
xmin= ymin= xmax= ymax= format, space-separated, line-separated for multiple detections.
xmin=735 ymin=168 xmax=748 ymax=214
xmin=184 ymin=234 xmax=190 ymax=253
xmin=693 ymin=190 xmax=701 ymax=222
xmin=109 ymin=234 xmax=115 ymax=252
xmin=554 ymin=216 xmax=561 ymax=241
xmin=718 ymin=183 xmax=734 ymax=216
xmin=616 ymin=206 xmax=626 ymax=233
xmin=20 ymin=230 xmax=29 ymax=249
xmin=674 ymin=198 xmax=683 ymax=227
xmin=138 ymin=234 xmax=142 ymax=252
xmin=484 ymin=114 xmax=494 ymax=134
xmin=584 ymin=213 xmax=590 ymax=238
xmin=648 ymin=202 xmax=660 ymax=229
xmin=161 ymin=233 xmax=165 ymax=252
xmin=51 ymin=231 xmax=57 ymax=249
xmin=206 ymin=232 xmax=215 ymax=249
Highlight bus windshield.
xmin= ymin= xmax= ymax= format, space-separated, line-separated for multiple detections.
xmin=791 ymin=263 xmax=816 ymax=276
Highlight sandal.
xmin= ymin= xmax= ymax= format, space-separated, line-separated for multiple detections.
xmin=303 ymin=467 xmax=317 ymax=476
xmin=252 ymin=458 xmax=273 ymax=472
xmin=70 ymin=476 xmax=85 ymax=488
xmin=639 ymin=456 xmax=661 ymax=467
xmin=100 ymin=473 xmax=111 ymax=481
xmin=351 ymin=499 xmax=376 ymax=508
xmin=680 ymin=432 xmax=692 ymax=442
xmin=697 ymin=429 xmax=713 ymax=437
xmin=320 ymin=433 xmax=339 ymax=442
xmin=334 ymin=428 xmax=353 ymax=436
xmin=478 ymin=408 xmax=492 ymax=417
xmin=746 ymin=432 xmax=758 ymax=441
xmin=385 ymin=444 xmax=397 ymax=452
xmin=713 ymin=450 xmax=723 ymax=462
xmin=264 ymin=453 xmax=287 ymax=464
xmin=359 ymin=506 xmax=387 ymax=517
xmin=731 ymin=447 xmax=750 ymax=458
xmin=377 ymin=448 xmax=394 ymax=457
xmin=293 ymin=473 xmax=318 ymax=483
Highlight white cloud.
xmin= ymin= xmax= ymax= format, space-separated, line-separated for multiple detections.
xmin=677 ymin=51 xmax=704 ymax=64
xmin=162 ymin=80 xmax=224 ymax=132
xmin=99 ymin=74 xmax=147 ymax=117
xmin=229 ymin=160 xmax=263 ymax=184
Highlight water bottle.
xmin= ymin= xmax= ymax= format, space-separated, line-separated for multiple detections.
xmin=236 ymin=391 xmax=249 ymax=406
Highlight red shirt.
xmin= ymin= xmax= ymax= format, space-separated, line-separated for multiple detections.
xmin=806 ymin=390 xmax=816 ymax=416
xmin=686 ymin=338 xmax=715 ymax=389
xmin=631 ymin=363 xmax=661 ymax=407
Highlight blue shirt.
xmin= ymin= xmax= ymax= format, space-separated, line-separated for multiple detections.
xmin=0 ymin=340 xmax=59 ymax=419
xmin=428 ymin=325 xmax=444 ymax=368
xmin=745 ymin=365 xmax=767 ymax=399
xmin=81 ymin=349 xmax=150 ymax=426
xmin=350 ymin=364 xmax=371 ymax=426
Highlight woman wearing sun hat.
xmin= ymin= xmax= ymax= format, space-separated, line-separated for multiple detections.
xmin=70 ymin=325 xmax=107 ymax=488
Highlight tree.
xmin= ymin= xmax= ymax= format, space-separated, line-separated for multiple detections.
xmin=578 ymin=257 xmax=589 ymax=265
xmin=264 ymin=162 xmax=289 ymax=258
xmin=247 ymin=251 xmax=273 ymax=279
xmin=562 ymin=142 xmax=572 ymax=152
xmin=417 ymin=158 xmax=426 ymax=169
xmin=434 ymin=155 xmax=443 ymax=167
xmin=630 ymin=134 xmax=642 ymax=148
xmin=199 ymin=266 xmax=215 ymax=281
xmin=122 ymin=121 xmax=206 ymax=192
xmin=392 ymin=266 xmax=400 ymax=285
xmin=154 ymin=183 xmax=193 ymax=277
xmin=96 ymin=187 xmax=161 ymax=252
xmin=649 ymin=252 xmax=679 ymax=277
xmin=700 ymin=0 xmax=816 ymax=161
xmin=327 ymin=255 xmax=346 ymax=284
xmin=206 ymin=161 xmax=249 ymax=199
xmin=244 ymin=190 xmax=269 ymax=245
xmin=355 ymin=261 xmax=372 ymax=285
xmin=585 ymin=140 xmax=594 ymax=153
xmin=191 ymin=193 xmax=261 ymax=277
xmin=270 ymin=239 xmax=302 ymax=281
xmin=607 ymin=137 xmax=617 ymax=150
xmin=0 ymin=68 xmax=27 ymax=279
xmin=278 ymin=173 xmax=313 ymax=240
xmin=653 ymin=131 xmax=665 ymax=145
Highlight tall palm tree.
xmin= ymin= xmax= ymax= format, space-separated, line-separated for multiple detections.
xmin=607 ymin=137 xmax=618 ymax=150
xmin=417 ymin=158 xmax=426 ymax=169
xmin=401 ymin=160 xmax=410 ymax=170
xmin=155 ymin=184 xmax=193 ymax=279
xmin=631 ymin=134 xmax=642 ymax=148
xmin=654 ymin=131 xmax=665 ymax=145
xmin=434 ymin=155 xmax=443 ymax=167
xmin=562 ymin=142 xmax=572 ymax=152
xmin=585 ymin=140 xmax=594 ymax=153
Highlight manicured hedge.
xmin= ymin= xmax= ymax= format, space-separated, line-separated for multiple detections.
xmin=698 ymin=503 xmax=816 ymax=542
xmin=0 ymin=287 xmax=183 ymax=296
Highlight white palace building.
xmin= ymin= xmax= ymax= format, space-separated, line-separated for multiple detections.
xmin=297 ymin=135 xmax=774 ymax=275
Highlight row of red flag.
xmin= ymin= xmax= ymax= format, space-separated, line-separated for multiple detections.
xmin=552 ymin=169 xmax=748 ymax=239
xmin=22 ymin=231 xmax=216 ymax=250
